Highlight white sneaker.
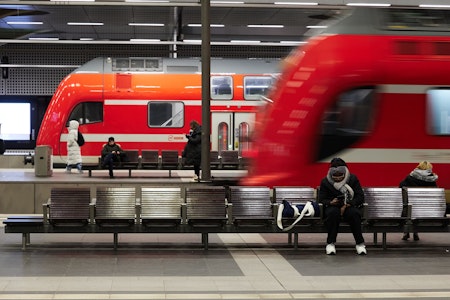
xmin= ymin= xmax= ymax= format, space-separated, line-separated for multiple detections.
xmin=192 ymin=175 xmax=199 ymax=182
xmin=356 ymin=243 xmax=367 ymax=255
xmin=326 ymin=243 xmax=336 ymax=255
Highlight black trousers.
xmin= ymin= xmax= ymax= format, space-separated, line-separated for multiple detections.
xmin=193 ymin=164 xmax=200 ymax=177
xmin=324 ymin=205 xmax=364 ymax=245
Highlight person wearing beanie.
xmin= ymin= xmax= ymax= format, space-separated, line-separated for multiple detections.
xmin=318 ymin=157 xmax=367 ymax=255
xmin=399 ymin=161 xmax=439 ymax=241
xmin=101 ymin=137 xmax=125 ymax=179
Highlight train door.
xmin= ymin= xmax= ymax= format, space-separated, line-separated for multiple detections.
xmin=211 ymin=112 xmax=254 ymax=155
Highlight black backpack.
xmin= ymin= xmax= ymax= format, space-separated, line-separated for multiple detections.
xmin=77 ymin=131 xmax=85 ymax=146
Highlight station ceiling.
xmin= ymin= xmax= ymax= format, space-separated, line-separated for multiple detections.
xmin=0 ymin=0 xmax=447 ymax=45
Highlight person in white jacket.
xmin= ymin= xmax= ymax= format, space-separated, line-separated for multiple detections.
xmin=65 ymin=120 xmax=83 ymax=173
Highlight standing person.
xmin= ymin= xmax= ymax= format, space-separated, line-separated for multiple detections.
xmin=65 ymin=120 xmax=83 ymax=174
xmin=318 ymin=157 xmax=367 ymax=255
xmin=182 ymin=120 xmax=202 ymax=181
xmin=399 ymin=161 xmax=438 ymax=241
xmin=101 ymin=137 xmax=124 ymax=179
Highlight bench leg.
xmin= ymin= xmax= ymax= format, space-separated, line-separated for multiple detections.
xmin=22 ymin=233 xmax=28 ymax=250
xmin=169 ymin=169 xmax=172 ymax=178
xmin=382 ymin=232 xmax=387 ymax=250
xmin=293 ymin=233 xmax=298 ymax=250
xmin=113 ymin=233 xmax=118 ymax=250
xmin=287 ymin=233 xmax=292 ymax=244
xmin=128 ymin=169 xmax=132 ymax=178
xmin=202 ymin=233 xmax=208 ymax=250
xmin=373 ymin=232 xmax=378 ymax=245
xmin=88 ymin=170 xmax=92 ymax=177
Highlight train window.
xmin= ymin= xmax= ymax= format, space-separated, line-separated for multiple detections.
xmin=67 ymin=102 xmax=103 ymax=126
xmin=148 ymin=102 xmax=184 ymax=128
xmin=381 ymin=9 xmax=450 ymax=32
xmin=318 ymin=87 xmax=376 ymax=160
xmin=244 ymin=76 xmax=274 ymax=100
xmin=211 ymin=76 xmax=232 ymax=100
xmin=238 ymin=122 xmax=250 ymax=155
xmin=217 ymin=122 xmax=229 ymax=152
xmin=112 ymin=58 xmax=163 ymax=72
xmin=427 ymin=89 xmax=450 ymax=135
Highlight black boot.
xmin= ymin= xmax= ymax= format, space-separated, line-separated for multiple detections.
xmin=402 ymin=233 xmax=410 ymax=241
xmin=413 ymin=233 xmax=420 ymax=241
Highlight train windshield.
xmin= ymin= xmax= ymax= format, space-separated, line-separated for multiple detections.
xmin=318 ymin=87 xmax=376 ymax=160
xmin=67 ymin=102 xmax=103 ymax=126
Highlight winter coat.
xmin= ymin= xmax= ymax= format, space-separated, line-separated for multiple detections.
xmin=101 ymin=143 xmax=124 ymax=159
xmin=318 ymin=173 xmax=365 ymax=208
xmin=183 ymin=126 xmax=202 ymax=166
xmin=66 ymin=120 xmax=82 ymax=165
xmin=399 ymin=174 xmax=438 ymax=188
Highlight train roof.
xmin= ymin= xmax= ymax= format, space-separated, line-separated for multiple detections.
xmin=314 ymin=7 xmax=450 ymax=37
xmin=73 ymin=57 xmax=281 ymax=75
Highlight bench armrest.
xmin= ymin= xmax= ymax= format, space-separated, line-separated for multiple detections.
xmin=181 ymin=203 xmax=187 ymax=225
xmin=226 ymin=202 xmax=233 ymax=225
xmin=135 ymin=198 xmax=141 ymax=224
xmin=42 ymin=203 xmax=49 ymax=224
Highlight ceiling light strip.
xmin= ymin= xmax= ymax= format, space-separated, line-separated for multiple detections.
xmin=247 ymin=25 xmax=284 ymax=28
xmin=67 ymin=22 xmax=104 ymax=26
xmin=274 ymin=2 xmax=318 ymax=5
xmin=346 ymin=3 xmax=391 ymax=6
xmin=7 ymin=21 xmax=43 ymax=25
xmin=128 ymin=23 xmax=164 ymax=26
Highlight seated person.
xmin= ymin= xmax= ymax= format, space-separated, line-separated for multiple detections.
xmin=101 ymin=137 xmax=126 ymax=178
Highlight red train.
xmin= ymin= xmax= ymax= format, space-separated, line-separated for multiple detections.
xmin=242 ymin=7 xmax=450 ymax=190
xmin=37 ymin=57 xmax=279 ymax=164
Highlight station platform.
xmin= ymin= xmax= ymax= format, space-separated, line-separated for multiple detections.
xmin=0 ymin=168 xmax=449 ymax=299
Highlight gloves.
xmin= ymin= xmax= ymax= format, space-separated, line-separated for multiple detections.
xmin=185 ymin=134 xmax=190 ymax=139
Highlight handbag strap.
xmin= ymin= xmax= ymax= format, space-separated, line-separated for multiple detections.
xmin=277 ymin=201 xmax=313 ymax=232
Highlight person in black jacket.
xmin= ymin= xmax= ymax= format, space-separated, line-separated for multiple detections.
xmin=399 ymin=161 xmax=438 ymax=241
xmin=318 ymin=157 xmax=366 ymax=255
xmin=101 ymin=137 xmax=125 ymax=179
xmin=182 ymin=120 xmax=202 ymax=181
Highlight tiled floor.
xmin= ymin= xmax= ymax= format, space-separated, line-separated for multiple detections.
xmin=0 ymin=228 xmax=449 ymax=300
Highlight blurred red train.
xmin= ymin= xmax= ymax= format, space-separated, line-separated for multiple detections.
xmin=37 ymin=57 xmax=279 ymax=164
xmin=242 ymin=7 xmax=450 ymax=190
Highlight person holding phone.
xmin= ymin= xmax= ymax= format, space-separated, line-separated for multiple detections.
xmin=182 ymin=120 xmax=202 ymax=181
xmin=318 ymin=157 xmax=366 ymax=255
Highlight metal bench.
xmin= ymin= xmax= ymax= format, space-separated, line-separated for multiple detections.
xmin=85 ymin=150 xmax=139 ymax=177
xmin=404 ymin=187 xmax=449 ymax=232
xmin=364 ymin=187 xmax=406 ymax=249
xmin=220 ymin=150 xmax=240 ymax=169
xmin=227 ymin=186 xmax=273 ymax=226
xmin=95 ymin=187 xmax=137 ymax=249
xmin=185 ymin=186 xmax=227 ymax=249
xmin=273 ymin=186 xmax=321 ymax=224
xmin=121 ymin=149 xmax=140 ymax=168
xmin=161 ymin=150 xmax=180 ymax=177
xmin=140 ymin=187 xmax=184 ymax=227
xmin=43 ymin=187 xmax=93 ymax=226
xmin=210 ymin=150 xmax=221 ymax=169
xmin=3 ymin=216 xmax=44 ymax=250
xmin=273 ymin=186 xmax=321 ymax=248
xmin=141 ymin=150 xmax=160 ymax=169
